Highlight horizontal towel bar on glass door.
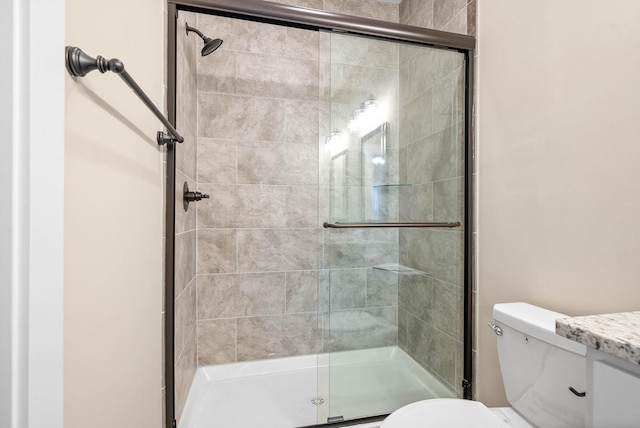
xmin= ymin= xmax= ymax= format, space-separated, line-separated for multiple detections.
xmin=322 ymin=222 xmax=461 ymax=229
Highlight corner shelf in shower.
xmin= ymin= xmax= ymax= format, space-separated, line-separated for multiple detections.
xmin=372 ymin=264 xmax=427 ymax=275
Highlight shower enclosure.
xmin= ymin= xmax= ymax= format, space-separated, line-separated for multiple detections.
xmin=165 ymin=1 xmax=474 ymax=427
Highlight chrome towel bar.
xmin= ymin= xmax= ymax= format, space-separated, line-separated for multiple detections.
xmin=323 ymin=221 xmax=461 ymax=229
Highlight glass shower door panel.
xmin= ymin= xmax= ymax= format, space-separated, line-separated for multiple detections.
xmin=321 ymin=31 xmax=466 ymax=423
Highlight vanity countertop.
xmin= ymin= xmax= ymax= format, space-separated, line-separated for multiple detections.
xmin=556 ymin=311 xmax=640 ymax=366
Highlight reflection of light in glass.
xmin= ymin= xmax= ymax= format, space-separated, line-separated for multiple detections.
xmin=361 ymin=97 xmax=380 ymax=135
xmin=364 ymin=96 xmax=377 ymax=116
xmin=355 ymin=105 xmax=366 ymax=129
xmin=372 ymin=154 xmax=385 ymax=165
xmin=348 ymin=95 xmax=380 ymax=134
xmin=347 ymin=96 xmax=381 ymax=134
xmin=325 ymin=131 xmax=345 ymax=156
xmin=348 ymin=114 xmax=359 ymax=133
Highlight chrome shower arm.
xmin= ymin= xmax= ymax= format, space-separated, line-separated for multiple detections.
xmin=65 ymin=46 xmax=184 ymax=145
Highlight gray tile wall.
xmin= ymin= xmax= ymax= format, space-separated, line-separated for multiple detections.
xmin=174 ymin=11 xmax=199 ymax=422
xmin=193 ymin=1 xmax=404 ymax=366
xmin=195 ymin=12 xmax=323 ymax=364
xmin=400 ymin=0 xmax=475 ymax=36
xmin=397 ymin=0 xmax=473 ymax=396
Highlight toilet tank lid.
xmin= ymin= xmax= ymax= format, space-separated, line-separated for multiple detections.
xmin=493 ymin=302 xmax=586 ymax=356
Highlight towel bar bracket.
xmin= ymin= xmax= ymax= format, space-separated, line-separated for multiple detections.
xmin=157 ymin=131 xmax=179 ymax=146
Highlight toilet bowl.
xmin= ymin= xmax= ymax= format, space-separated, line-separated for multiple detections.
xmin=381 ymin=399 xmax=512 ymax=427
xmin=381 ymin=303 xmax=587 ymax=428
xmin=381 ymin=400 xmax=532 ymax=428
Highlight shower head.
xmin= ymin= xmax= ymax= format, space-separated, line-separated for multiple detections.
xmin=186 ymin=23 xmax=223 ymax=56
xmin=201 ymin=37 xmax=223 ymax=56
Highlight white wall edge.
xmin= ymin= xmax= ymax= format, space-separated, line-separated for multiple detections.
xmin=28 ymin=0 xmax=65 ymax=426
xmin=0 ymin=0 xmax=65 ymax=427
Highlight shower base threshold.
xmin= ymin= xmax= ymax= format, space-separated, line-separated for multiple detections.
xmin=179 ymin=346 xmax=455 ymax=428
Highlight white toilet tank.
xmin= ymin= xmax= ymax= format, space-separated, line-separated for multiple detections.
xmin=493 ymin=303 xmax=587 ymax=428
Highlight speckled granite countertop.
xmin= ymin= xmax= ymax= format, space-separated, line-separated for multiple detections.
xmin=556 ymin=311 xmax=640 ymax=366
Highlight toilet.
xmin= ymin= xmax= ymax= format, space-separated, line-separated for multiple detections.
xmin=382 ymin=303 xmax=588 ymax=427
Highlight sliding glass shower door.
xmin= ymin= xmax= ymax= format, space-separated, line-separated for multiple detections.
xmin=170 ymin=6 xmax=470 ymax=426
xmin=319 ymin=31 xmax=467 ymax=424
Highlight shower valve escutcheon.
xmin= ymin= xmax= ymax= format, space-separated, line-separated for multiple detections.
xmin=183 ymin=182 xmax=209 ymax=211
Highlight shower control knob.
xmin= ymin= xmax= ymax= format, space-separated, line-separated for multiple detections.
xmin=182 ymin=182 xmax=209 ymax=212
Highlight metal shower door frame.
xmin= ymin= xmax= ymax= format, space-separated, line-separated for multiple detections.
xmin=164 ymin=2 xmax=475 ymax=427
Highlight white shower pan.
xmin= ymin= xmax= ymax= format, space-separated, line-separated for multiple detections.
xmin=179 ymin=346 xmax=454 ymax=428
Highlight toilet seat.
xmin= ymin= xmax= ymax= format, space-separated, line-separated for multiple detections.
xmin=381 ymin=399 xmax=510 ymax=428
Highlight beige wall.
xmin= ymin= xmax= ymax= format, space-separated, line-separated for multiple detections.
xmin=477 ymin=0 xmax=640 ymax=405
xmin=64 ymin=0 xmax=164 ymax=426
